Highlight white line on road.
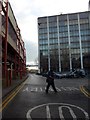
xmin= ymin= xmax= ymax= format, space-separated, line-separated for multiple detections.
xmin=56 ymin=87 xmax=61 ymax=91
xmin=61 ymin=87 xmax=67 ymax=91
xmin=26 ymin=103 xmax=89 ymax=119
xmin=23 ymin=87 xmax=29 ymax=92
xmin=59 ymin=106 xmax=77 ymax=119
xmin=22 ymin=86 xmax=79 ymax=92
xmin=46 ymin=105 xmax=51 ymax=120
xmin=40 ymin=87 xmax=43 ymax=92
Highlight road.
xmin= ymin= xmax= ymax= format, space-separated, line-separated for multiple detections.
xmin=2 ymin=74 xmax=90 ymax=119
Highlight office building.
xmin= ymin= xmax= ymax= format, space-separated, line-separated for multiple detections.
xmin=38 ymin=11 xmax=90 ymax=72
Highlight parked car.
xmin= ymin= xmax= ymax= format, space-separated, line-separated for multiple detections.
xmin=53 ymin=72 xmax=66 ymax=79
xmin=76 ymin=69 xmax=86 ymax=78
xmin=65 ymin=69 xmax=86 ymax=78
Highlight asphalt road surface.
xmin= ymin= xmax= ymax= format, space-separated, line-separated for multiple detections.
xmin=2 ymin=74 xmax=90 ymax=119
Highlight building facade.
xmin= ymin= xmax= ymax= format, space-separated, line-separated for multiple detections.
xmin=38 ymin=11 xmax=90 ymax=72
xmin=1 ymin=1 xmax=26 ymax=87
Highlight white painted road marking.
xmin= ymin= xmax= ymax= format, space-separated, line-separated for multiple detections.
xmin=23 ymin=86 xmax=79 ymax=92
xmin=56 ymin=87 xmax=61 ymax=91
xmin=26 ymin=103 xmax=89 ymax=119
xmin=59 ymin=106 xmax=77 ymax=119
xmin=46 ymin=105 xmax=51 ymax=120
xmin=23 ymin=87 xmax=29 ymax=92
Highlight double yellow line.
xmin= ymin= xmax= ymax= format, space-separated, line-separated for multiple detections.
xmin=80 ymin=85 xmax=90 ymax=98
xmin=0 ymin=81 xmax=26 ymax=112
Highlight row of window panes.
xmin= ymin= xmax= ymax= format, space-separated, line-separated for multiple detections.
xmin=49 ymin=22 xmax=57 ymax=27
xmin=80 ymin=30 xmax=89 ymax=36
xmin=48 ymin=30 xmax=89 ymax=37
xmin=49 ymin=44 xmax=58 ymax=49
xmin=59 ymin=26 xmax=68 ymax=32
xmin=39 ymin=24 xmax=89 ymax=35
xmin=60 ymin=38 xmax=68 ymax=43
xmin=69 ymin=25 xmax=79 ymax=31
xmin=82 ymin=42 xmax=90 ymax=47
xmin=39 ymin=35 xmax=48 ymax=39
xmin=39 ymin=37 xmax=47 ymax=41
xmin=40 ymin=45 xmax=48 ymax=50
xmin=82 ymin=48 xmax=89 ymax=53
xmin=39 ymin=28 xmax=47 ymax=34
xmin=49 ymin=33 xmax=58 ymax=38
xmin=70 ymin=37 xmax=79 ymax=42
xmin=49 ymin=27 xmax=57 ymax=33
xmin=49 ymin=39 xmax=58 ymax=44
xmin=39 ymin=40 xmax=48 ymax=45
xmin=59 ymin=32 xmax=68 ymax=37
xmin=80 ymin=19 xmax=89 ymax=24
xmin=80 ymin=24 xmax=89 ymax=30
xmin=38 ymin=23 xmax=47 ymax=28
xmin=71 ymin=42 xmax=80 ymax=48
xmin=40 ymin=48 xmax=89 ymax=57
xmin=60 ymin=44 xmax=69 ymax=49
xmin=81 ymin=36 xmax=90 ymax=41
xmin=70 ymin=31 xmax=79 ymax=36
xmin=39 ymin=36 xmax=90 ymax=45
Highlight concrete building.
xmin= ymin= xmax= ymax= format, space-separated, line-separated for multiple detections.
xmin=1 ymin=0 xmax=26 ymax=87
xmin=38 ymin=10 xmax=90 ymax=73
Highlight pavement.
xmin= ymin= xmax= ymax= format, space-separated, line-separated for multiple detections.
xmin=2 ymin=74 xmax=29 ymax=99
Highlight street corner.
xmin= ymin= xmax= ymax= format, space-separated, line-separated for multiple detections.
xmin=80 ymin=85 xmax=90 ymax=98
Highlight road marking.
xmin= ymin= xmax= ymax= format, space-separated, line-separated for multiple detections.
xmin=49 ymin=88 xmax=53 ymax=91
xmin=46 ymin=105 xmax=51 ymax=119
xmin=22 ymin=86 xmax=79 ymax=93
xmin=61 ymin=87 xmax=67 ymax=91
xmin=26 ymin=103 xmax=89 ymax=119
xmin=59 ymin=106 xmax=77 ymax=119
xmin=23 ymin=87 xmax=29 ymax=92
xmin=30 ymin=87 xmax=37 ymax=92
xmin=40 ymin=87 xmax=43 ymax=92
xmin=0 ymin=81 xmax=25 ymax=112
xmin=56 ymin=87 xmax=61 ymax=91
xmin=80 ymin=86 xmax=90 ymax=98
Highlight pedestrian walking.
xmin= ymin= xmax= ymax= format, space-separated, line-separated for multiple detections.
xmin=45 ymin=70 xmax=57 ymax=93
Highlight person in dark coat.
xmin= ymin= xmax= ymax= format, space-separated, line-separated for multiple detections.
xmin=46 ymin=70 xmax=57 ymax=93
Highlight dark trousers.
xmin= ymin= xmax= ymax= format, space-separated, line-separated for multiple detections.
xmin=46 ymin=82 xmax=57 ymax=93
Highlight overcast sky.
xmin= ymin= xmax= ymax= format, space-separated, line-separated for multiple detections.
xmin=9 ymin=0 xmax=89 ymax=65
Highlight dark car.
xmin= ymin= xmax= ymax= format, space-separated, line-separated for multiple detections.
xmin=76 ymin=69 xmax=86 ymax=78
xmin=53 ymin=72 xmax=66 ymax=79
xmin=65 ymin=71 xmax=77 ymax=78
xmin=65 ymin=69 xmax=86 ymax=78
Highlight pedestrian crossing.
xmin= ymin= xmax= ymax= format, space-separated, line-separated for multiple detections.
xmin=22 ymin=86 xmax=79 ymax=93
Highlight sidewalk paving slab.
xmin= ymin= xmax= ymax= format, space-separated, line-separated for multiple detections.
xmin=2 ymin=74 xmax=29 ymax=99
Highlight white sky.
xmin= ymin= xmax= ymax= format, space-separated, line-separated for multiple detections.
xmin=9 ymin=0 xmax=89 ymax=65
